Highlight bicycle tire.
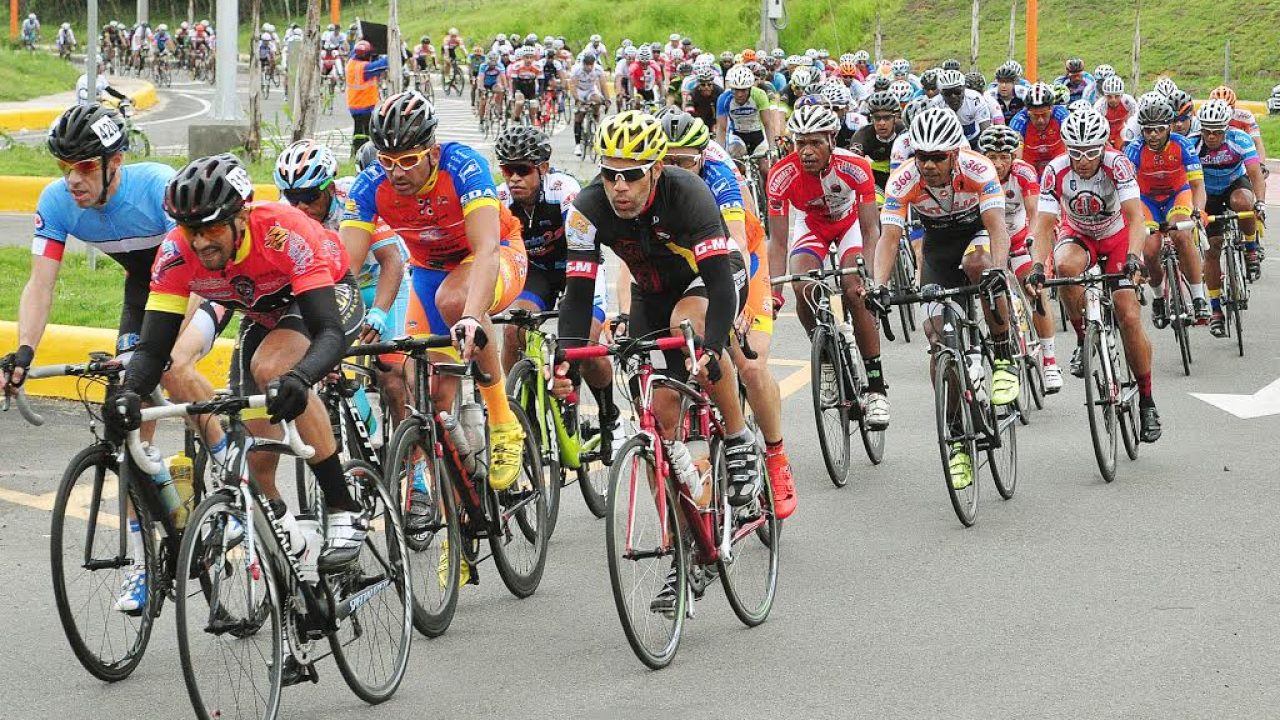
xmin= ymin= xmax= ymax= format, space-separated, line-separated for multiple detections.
xmin=383 ymin=416 xmax=460 ymax=638
xmin=1164 ymin=258 xmax=1193 ymax=376
xmin=1112 ymin=328 xmax=1141 ymax=462
xmin=810 ymin=327 xmax=851 ymax=487
xmin=1083 ymin=323 xmax=1119 ymax=482
xmin=715 ymin=434 xmax=780 ymax=627
xmin=574 ymin=385 xmax=610 ymax=519
xmin=984 ymin=352 xmax=1019 ymax=499
xmin=893 ymin=248 xmax=914 ymax=342
xmin=605 ymin=434 xmax=687 ymax=669
xmin=1009 ymin=284 xmax=1037 ymax=423
xmin=505 ymin=359 xmax=562 ymax=538
xmin=1226 ymin=244 xmax=1246 ymax=357
xmin=176 ymin=490 xmax=282 ymax=720
xmin=934 ymin=351 xmax=979 ymax=526
xmin=329 ymin=460 xmax=413 ymax=705
xmin=489 ymin=403 xmax=549 ymax=598
xmin=843 ymin=335 xmax=885 ymax=465
xmin=50 ymin=444 xmax=155 ymax=682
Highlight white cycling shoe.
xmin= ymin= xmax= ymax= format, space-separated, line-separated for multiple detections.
xmin=864 ymin=393 xmax=890 ymax=430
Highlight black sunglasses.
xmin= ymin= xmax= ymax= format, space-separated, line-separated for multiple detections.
xmin=915 ymin=151 xmax=951 ymax=164
xmin=599 ymin=162 xmax=654 ymax=183
xmin=500 ymin=162 xmax=538 ymax=177
xmin=283 ymin=186 xmax=325 ymax=205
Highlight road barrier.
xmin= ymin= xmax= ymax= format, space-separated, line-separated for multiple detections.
xmin=0 ymin=179 xmax=279 ymax=213
xmin=0 ymin=79 xmax=157 ymax=134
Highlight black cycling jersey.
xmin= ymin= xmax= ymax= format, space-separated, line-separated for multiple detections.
xmin=995 ymin=93 xmax=1025 ymax=124
xmin=687 ymin=85 xmax=719 ymax=128
xmin=499 ymin=169 xmax=578 ymax=271
xmin=559 ymin=167 xmax=739 ymax=352
xmin=849 ymin=121 xmax=905 ymax=187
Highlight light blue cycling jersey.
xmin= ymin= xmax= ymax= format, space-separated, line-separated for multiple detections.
xmin=1196 ymin=128 xmax=1259 ymax=196
xmin=32 ymin=162 xmax=175 ymax=260
xmin=329 ymin=177 xmax=412 ymax=336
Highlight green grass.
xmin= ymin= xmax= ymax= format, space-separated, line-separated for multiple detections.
xmin=0 ymin=143 xmax=358 ymax=181
xmin=0 ymin=46 xmax=81 ymax=101
xmin=1258 ymin=115 xmax=1280 ymax=157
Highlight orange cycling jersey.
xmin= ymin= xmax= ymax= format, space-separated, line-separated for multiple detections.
xmin=1123 ymin=133 xmax=1203 ymax=197
xmin=882 ymin=148 xmax=1004 ymax=231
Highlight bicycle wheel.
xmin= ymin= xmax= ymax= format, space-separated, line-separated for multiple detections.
xmin=489 ymin=403 xmax=548 ymax=598
xmin=934 ymin=352 xmax=979 ymax=526
xmin=892 ymin=249 xmax=914 ymax=343
xmin=574 ymin=385 xmax=610 ymax=519
xmin=1009 ymin=286 xmax=1036 ymax=424
xmin=130 ymin=128 xmax=151 ymax=157
xmin=1166 ymin=262 xmax=1192 ymax=376
xmin=810 ymin=327 xmax=851 ymax=487
xmin=844 ymin=338 xmax=885 ymax=465
xmin=1225 ymin=245 xmax=1246 ymax=357
xmin=383 ymin=417 xmax=460 ymax=638
xmin=984 ymin=353 xmax=1018 ymax=499
xmin=50 ymin=445 xmax=155 ymax=682
xmin=177 ymin=491 xmax=282 ymax=720
xmin=1082 ymin=323 xmax=1118 ymax=482
xmin=329 ymin=460 xmax=413 ymax=705
xmin=715 ymin=435 xmax=779 ymax=627
xmin=505 ymin=358 xmax=561 ymax=538
xmin=605 ymin=434 xmax=686 ymax=669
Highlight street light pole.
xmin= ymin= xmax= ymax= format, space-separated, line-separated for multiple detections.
xmin=211 ymin=0 xmax=239 ymax=119
xmin=137 ymin=0 xmax=148 ymax=24
xmin=87 ymin=0 xmax=99 ymax=97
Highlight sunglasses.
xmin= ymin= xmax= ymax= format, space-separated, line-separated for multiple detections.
xmin=666 ymin=154 xmax=701 ymax=169
xmin=599 ymin=161 xmax=655 ymax=183
xmin=1067 ymin=147 xmax=1104 ymax=160
xmin=1140 ymin=125 xmax=1169 ymax=134
xmin=499 ymin=162 xmax=538 ymax=177
xmin=942 ymin=88 xmax=964 ymax=96
xmin=283 ymin=186 xmax=326 ymax=205
xmin=914 ymin=151 xmax=951 ymax=164
xmin=870 ymin=113 xmax=897 ymax=122
xmin=57 ymin=157 xmax=102 ymax=176
xmin=377 ymin=148 xmax=431 ymax=172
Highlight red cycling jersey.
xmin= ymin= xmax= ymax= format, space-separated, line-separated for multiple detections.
xmin=146 ymin=202 xmax=349 ymax=326
xmin=766 ymin=148 xmax=877 ymax=224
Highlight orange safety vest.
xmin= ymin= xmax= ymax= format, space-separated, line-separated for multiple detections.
xmin=346 ymin=59 xmax=378 ymax=111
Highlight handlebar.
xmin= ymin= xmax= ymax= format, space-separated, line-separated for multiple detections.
xmin=490 ymin=308 xmax=559 ymax=327
xmin=344 ymin=334 xmax=492 ymax=383
xmin=2 ymin=358 xmax=124 ymax=426
xmin=1145 ymin=211 xmax=1253 ymax=236
xmin=770 ymin=265 xmax=861 ymax=286
xmin=2 ymin=388 xmax=45 ymax=426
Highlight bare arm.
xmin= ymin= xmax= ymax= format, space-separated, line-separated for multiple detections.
xmin=872 ymin=223 xmax=903 ymax=287
xmin=368 ymin=244 xmax=404 ymax=313
xmin=1246 ymin=162 xmax=1266 ymax=205
xmin=766 ymin=213 xmax=790 ymax=282
xmin=1030 ymin=211 xmax=1057 ymax=268
xmin=17 ymin=255 xmax=62 ymax=351
xmin=856 ymin=200 xmax=879 ymax=256
xmin=461 ymin=204 xmax=501 ymax=319
xmin=982 ymin=206 xmax=1011 ymax=270
xmin=1190 ymin=177 xmax=1207 ymax=215
xmin=1122 ymin=198 xmax=1147 ymax=258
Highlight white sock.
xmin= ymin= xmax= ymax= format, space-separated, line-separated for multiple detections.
xmin=1042 ymin=337 xmax=1056 ymax=362
xmin=1190 ymin=282 xmax=1206 ymax=300
xmin=127 ymin=520 xmax=145 ymax=568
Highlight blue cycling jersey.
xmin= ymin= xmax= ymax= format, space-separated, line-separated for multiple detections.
xmin=32 ymin=162 xmax=175 ymax=260
xmin=1196 ymin=128 xmax=1259 ymax=196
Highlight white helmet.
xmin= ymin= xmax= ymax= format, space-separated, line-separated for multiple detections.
xmin=589 ymin=33 xmax=601 ymax=43
xmin=621 ymin=38 xmax=633 ymax=47
xmin=624 ymin=46 xmax=638 ymax=58
xmin=496 ymin=33 xmax=507 ymax=41
xmin=526 ymin=33 xmax=538 ymax=43
xmin=180 ymin=21 xmax=189 ymax=29
xmin=263 ymin=23 xmax=275 ymax=32
xmin=1198 ymin=99 xmax=1233 ymax=131
xmin=694 ymin=64 xmax=716 ymax=83
xmin=787 ymin=104 xmax=841 ymax=135
xmin=157 ymin=23 xmax=167 ymax=31
xmin=1068 ymin=99 xmax=1094 ymax=115
xmin=853 ymin=50 xmax=870 ymax=63
xmin=789 ymin=66 xmax=818 ymax=93
xmin=1153 ymin=76 xmax=1178 ymax=96
xmin=821 ymin=80 xmax=853 ymax=108
xmin=937 ymin=69 xmax=965 ymax=90
xmin=805 ymin=48 xmax=818 ymax=58
xmin=637 ymin=46 xmax=652 ymax=62
xmin=771 ymin=48 xmax=786 ymax=60
xmin=909 ymin=107 xmax=966 ymax=152
xmin=261 ymin=33 xmax=271 ymax=41
xmin=61 ymin=22 xmax=70 ymax=29
xmin=1094 ymin=63 xmax=1116 ymax=78
xmin=1060 ymin=108 xmax=1110 ymax=148
xmin=891 ymin=58 xmax=911 ymax=76
xmin=725 ymin=65 xmax=756 ymax=90
xmin=669 ymin=33 xmax=680 ymax=41
xmin=1100 ymin=75 xmax=1124 ymax=95
xmin=449 ymin=27 xmax=458 ymax=34
xmin=694 ymin=53 xmax=715 ymax=68
xmin=889 ymin=80 xmax=914 ymax=102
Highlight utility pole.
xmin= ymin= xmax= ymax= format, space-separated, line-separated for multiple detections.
xmin=758 ymin=0 xmax=778 ymax=51
xmin=1025 ymin=0 xmax=1038 ymax=81
xmin=87 ymin=0 xmax=98 ymax=99
xmin=246 ymin=0 xmax=262 ymax=159
xmin=211 ymin=0 xmax=239 ymax=119
xmin=136 ymin=0 xmax=148 ymax=24
xmin=388 ymin=0 xmax=402 ymax=94
xmin=970 ymin=0 xmax=980 ymax=71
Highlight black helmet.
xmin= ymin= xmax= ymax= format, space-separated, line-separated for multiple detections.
xmin=1065 ymin=57 xmax=1085 ymax=73
xmin=1137 ymin=95 xmax=1175 ymax=125
xmin=368 ymin=91 xmax=438 ymax=153
xmin=47 ymin=103 xmax=128 ymax=161
xmin=1166 ymin=88 xmax=1194 ymax=116
xmin=872 ymin=76 xmax=892 ymax=92
xmin=494 ymin=125 xmax=552 ymax=164
xmin=965 ymin=71 xmax=986 ymax=91
xmin=919 ymin=68 xmax=939 ymax=91
xmin=355 ymin=139 xmax=378 ymax=171
xmin=994 ymin=62 xmax=1019 ymax=82
xmin=164 ymin=153 xmax=254 ymax=227
xmin=655 ymin=106 xmax=711 ymax=149
xmin=865 ymin=90 xmax=900 ymax=114
xmin=941 ymin=58 xmax=961 ymax=71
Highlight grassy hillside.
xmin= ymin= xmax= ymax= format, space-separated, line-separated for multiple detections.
xmin=0 ymin=46 xmax=80 ymax=101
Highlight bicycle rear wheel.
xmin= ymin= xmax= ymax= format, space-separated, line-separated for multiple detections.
xmin=810 ymin=327 xmax=851 ymax=487
xmin=1167 ymin=264 xmax=1193 ymax=376
xmin=1082 ymin=323 xmax=1118 ymax=482
xmin=329 ymin=460 xmax=413 ymax=705
xmin=506 ymin=359 xmax=562 ymax=538
xmin=489 ymin=403 xmax=549 ymax=598
xmin=50 ymin=445 xmax=155 ymax=682
xmin=715 ymin=435 xmax=779 ymax=627
xmin=605 ymin=434 xmax=686 ymax=669
xmin=575 ymin=384 xmax=611 ymax=519
xmin=1225 ymin=245 xmax=1247 ymax=357
xmin=892 ymin=247 xmax=915 ymax=342
xmin=844 ymin=340 xmax=885 ymax=465
xmin=984 ymin=353 xmax=1018 ymax=500
xmin=383 ymin=417 xmax=460 ymax=637
xmin=934 ymin=352 xmax=979 ymax=526
xmin=176 ymin=491 xmax=282 ymax=720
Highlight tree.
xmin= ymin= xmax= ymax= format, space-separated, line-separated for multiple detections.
xmin=290 ymin=0 xmax=322 ymax=142
xmin=245 ymin=0 xmax=262 ymax=160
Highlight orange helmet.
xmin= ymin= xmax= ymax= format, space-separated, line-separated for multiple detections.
xmin=741 ymin=48 xmax=757 ymax=62
xmin=839 ymin=60 xmax=858 ymax=77
xmin=1209 ymin=85 xmax=1237 ymax=107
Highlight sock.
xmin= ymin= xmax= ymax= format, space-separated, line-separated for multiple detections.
xmin=1042 ymin=337 xmax=1057 ymax=362
xmin=480 ymin=379 xmax=515 ymax=426
xmin=992 ymin=332 xmax=1013 ymax=362
xmin=1136 ymin=372 xmax=1153 ymax=400
xmin=864 ymin=355 xmax=886 ymax=394
xmin=727 ymin=427 xmax=754 ymax=444
xmin=765 ymin=439 xmax=785 ymax=454
xmin=1190 ymin=282 xmax=1205 ymax=301
xmin=208 ymin=434 xmax=228 ymax=466
xmin=312 ymin=452 xmax=360 ymax=512
xmin=1244 ymin=233 xmax=1259 ymax=251
xmin=590 ymin=382 xmax=618 ymax=425
xmin=127 ymin=519 xmax=145 ymax=566
xmin=1208 ymin=288 xmax=1222 ymax=312
xmin=1070 ymin=315 xmax=1084 ymax=343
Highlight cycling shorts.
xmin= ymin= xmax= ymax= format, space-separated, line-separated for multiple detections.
xmin=734 ymin=129 xmax=767 ymax=157
xmin=359 ymin=277 xmax=411 ymax=365
xmin=1008 ymin=226 xmax=1033 ymax=277
xmin=513 ymin=78 xmax=537 ymax=98
xmin=790 ymin=212 xmax=863 ymax=265
xmin=517 ymin=264 xmax=607 ymax=323
xmin=404 ymin=244 xmax=528 ymax=340
xmin=229 ymin=278 xmax=364 ymax=396
xmin=1206 ymin=175 xmax=1254 ymax=235
xmin=1139 ymin=185 xmax=1193 ymax=226
xmin=1056 ymin=222 xmax=1131 ymax=276
xmin=921 ymin=224 xmax=990 ymax=316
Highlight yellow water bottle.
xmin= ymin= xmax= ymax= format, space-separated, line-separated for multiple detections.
xmin=168 ymin=452 xmax=195 ymax=530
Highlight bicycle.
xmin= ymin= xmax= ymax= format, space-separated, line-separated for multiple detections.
xmin=1148 ymin=219 xmax=1198 ymax=376
xmin=578 ymin=99 xmax=604 ymax=162
xmin=441 ymin=59 xmax=466 ymax=96
xmin=1205 ymin=210 xmax=1255 ymax=357
xmin=1008 ymin=274 xmax=1046 ymax=423
xmin=58 ymin=41 xmax=75 ymax=61
xmin=772 ymin=256 xmax=886 ymax=487
xmin=889 ymin=218 xmax=922 ymax=343
xmin=1042 ymin=267 xmax=1143 ymax=482
xmin=3 ymin=353 xmax=213 ymax=683
xmin=259 ymin=55 xmax=280 ymax=97
xmin=354 ymin=335 xmax=546 ymax=639
xmin=152 ymin=52 xmax=172 ymax=88
xmin=877 ymin=273 xmax=1020 ymax=526
xmin=568 ymin=320 xmax=778 ymax=669
xmin=410 ymin=69 xmax=435 ymax=102
xmin=127 ymin=392 xmax=412 ymax=719
xmin=119 ymin=101 xmax=151 ymax=157
xmin=494 ymin=308 xmax=618 ymax=528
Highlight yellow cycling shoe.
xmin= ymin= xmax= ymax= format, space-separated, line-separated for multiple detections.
xmin=488 ymin=420 xmax=526 ymax=491
xmin=948 ymin=442 xmax=973 ymax=490
xmin=991 ymin=359 xmax=1021 ymax=406
xmin=437 ymin=538 xmax=470 ymax=590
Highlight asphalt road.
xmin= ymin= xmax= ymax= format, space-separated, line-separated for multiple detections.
xmin=4 ymin=82 xmax=1280 ymax=719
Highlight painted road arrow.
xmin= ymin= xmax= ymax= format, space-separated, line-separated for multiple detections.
xmin=1191 ymin=378 xmax=1280 ymax=419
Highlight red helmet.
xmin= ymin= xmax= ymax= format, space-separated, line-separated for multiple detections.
xmin=353 ymin=40 xmax=373 ymax=59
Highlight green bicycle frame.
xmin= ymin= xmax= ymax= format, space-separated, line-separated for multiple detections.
xmin=519 ymin=327 xmax=600 ymax=471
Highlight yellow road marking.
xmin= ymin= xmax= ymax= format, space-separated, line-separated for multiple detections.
xmin=776 ymin=363 xmax=811 ymax=400
xmin=0 ymin=484 xmax=121 ymax=528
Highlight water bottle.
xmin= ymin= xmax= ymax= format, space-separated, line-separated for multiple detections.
xmin=278 ymin=511 xmax=320 ymax=584
xmin=459 ymin=403 xmax=486 ymax=452
xmin=667 ymin=441 xmax=699 ymax=498
xmin=366 ymin=390 xmax=384 ymax=449
xmin=838 ymin=321 xmax=856 ymax=347
xmin=966 ymin=351 xmax=988 ymax=405
xmin=685 ymin=439 xmax=713 ymax=509
xmin=352 ymin=385 xmax=377 ymax=437
xmin=830 ymin=292 xmax=846 ymax=324
xmin=442 ymin=412 xmax=485 ymax=481
xmin=145 ymin=445 xmax=181 ymax=515
xmin=167 ymin=451 xmax=195 ymax=530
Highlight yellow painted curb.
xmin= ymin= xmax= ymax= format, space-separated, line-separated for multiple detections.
xmin=0 ymin=80 xmax=158 ymax=133
xmin=0 ymin=320 xmax=233 ymax=402
xmin=0 ymin=177 xmax=279 ymax=214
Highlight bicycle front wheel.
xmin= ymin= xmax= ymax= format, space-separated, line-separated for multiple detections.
xmin=1115 ymin=326 xmax=1141 ymax=462
xmin=50 ymin=444 xmax=155 ymax=682
xmin=1083 ymin=323 xmax=1119 ymax=482
xmin=177 ymin=490 xmax=282 ymax=720
xmin=329 ymin=460 xmax=413 ymax=705
xmin=489 ymin=403 xmax=548 ymax=598
xmin=506 ymin=358 xmax=561 ymax=538
xmin=934 ymin=352 xmax=979 ymax=526
xmin=605 ymin=434 xmax=686 ymax=669
xmin=715 ymin=435 xmax=779 ymax=627
xmin=810 ymin=327 xmax=851 ymax=487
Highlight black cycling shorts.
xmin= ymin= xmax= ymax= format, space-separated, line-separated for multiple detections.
xmin=920 ymin=224 xmax=989 ymax=293
xmin=517 ymin=264 xmax=566 ymax=311
xmin=1206 ymin=175 xmax=1254 ymax=235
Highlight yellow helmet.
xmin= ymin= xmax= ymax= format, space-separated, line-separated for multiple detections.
xmin=594 ymin=110 xmax=668 ymax=162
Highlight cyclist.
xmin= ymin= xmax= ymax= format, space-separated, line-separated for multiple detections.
xmin=1054 ymin=57 xmax=1096 ymax=104
xmin=870 ymin=108 xmax=1017 ymax=489
xmin=1209 ymin=85 xmax=1268 ymax=169
xmin=413 ymin=35 xmax=436 ymax=72
xmin=1009 ymin=82 xmax=1069 ymax=175
xmin=341 ymin=91 xmax=529 ymax=493
xmin=76 ymin=60 xmax=130 ymax=106
xmin=1124 ymin=95 xmax=1209 ymax=326
xmin=628 ymin=45 xmax=665 ymax=109
xmin=507 ymin=47 xmax=542 ymax=123
xmin=1027 ymin=110 xmax=1162 ymax=442
xmin=345 ymin=40 xmax=388 ymax=156
xmin=931 ymin=69 xmax=993 ymax=147
xmin=56 ymin=22 xmax=76 ymax=57
xmin=849 ymin=91 xmax=906 ymax=190
xmin=153 ymin=23 xmax=171 ymax=56
xmin=978 ymin=124 xmax=1064 ymax=392
xmin=1194 ymin=99 xmax=1266 ymax=325
xmin=768 ymin=104 xmax=890 ymax=428
xmin=683 ymin=62 xmax=723 ymax=130
xmin=568 ymin=52 xmax=609 ymax=156
xmin=889 ymin=96 xmax=931 ymax=171
xmin=476 ymin=50 xmax=508 ymax=121
xmin=20 ymin=13 xmax=39 ymax=47
xmin=1094 ymin=75 xmax=1135 ymax=150
xmin=718 ymin=65 xmax=775 ymax=178
xmin=584 ymin=33 xmax=608 ymax=69
xmin=988 ymin=61 xmax=1028 ymax=124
